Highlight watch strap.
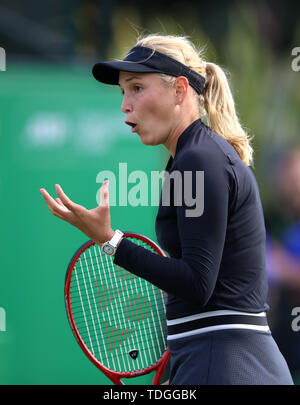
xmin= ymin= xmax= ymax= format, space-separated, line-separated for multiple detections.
xmin=109 ymin=230 xmax=124 ymax=248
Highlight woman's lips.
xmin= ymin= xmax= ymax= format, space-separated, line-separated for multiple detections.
xmin=126 ymin=121 xmax=138 ymax=133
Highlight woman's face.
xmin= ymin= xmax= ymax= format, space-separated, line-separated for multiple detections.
xmin=119 ymin=71 xmax=177 ymax=146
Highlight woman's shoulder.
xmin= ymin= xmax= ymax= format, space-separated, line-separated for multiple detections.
xmin=175 ymin=132 xmax=234 ymax=171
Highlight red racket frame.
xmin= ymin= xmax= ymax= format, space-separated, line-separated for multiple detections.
xmin=65 ymin=232 xmax=170 ymax=385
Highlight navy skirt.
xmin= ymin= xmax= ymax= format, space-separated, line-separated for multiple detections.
xmin=168 ymin=329 xmax=294 ymax=385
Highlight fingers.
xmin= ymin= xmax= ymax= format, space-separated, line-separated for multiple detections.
xmin=56 ymin=198 xmax=69 ymax=212
xmin=40 ymin=188 xmax=70 ymax=217
xmin=40 ymin=184 xmax=86 ymax=224
xmin=56 ymin=197 xmax=64 ymax=206
xmin=40 ymin=186 xmax=75 ymax=223
xmin=55 ymin=184 xmax=78 ymax=211
xmin=41 ymin=183 xmax=111 ymax=243
xmin=99 ymin=180 xmax=109 ymax=207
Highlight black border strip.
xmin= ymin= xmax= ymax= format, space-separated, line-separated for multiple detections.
xmin=167 ymin=314 xmax=268 ymax=335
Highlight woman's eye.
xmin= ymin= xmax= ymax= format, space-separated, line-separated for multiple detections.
xmin=120 ymin=85 xmax=142 ymax=95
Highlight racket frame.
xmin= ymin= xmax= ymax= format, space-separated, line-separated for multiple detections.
xmin=64 ymin=232 xmax=170 ymax=385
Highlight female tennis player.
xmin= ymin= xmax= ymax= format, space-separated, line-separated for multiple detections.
xmin=40 ymin=34 xmax=293 ymax=385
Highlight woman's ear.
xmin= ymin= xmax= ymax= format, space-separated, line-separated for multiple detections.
xmin=174 ymin=76 xmax=189 ymax=105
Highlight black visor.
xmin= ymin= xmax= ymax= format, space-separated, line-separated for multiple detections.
xmin=92 ymin=46 xmax=206 ymax=95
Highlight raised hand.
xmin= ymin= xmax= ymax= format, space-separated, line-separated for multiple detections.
xmin=40 ymin=181 xmax=115 ymax=245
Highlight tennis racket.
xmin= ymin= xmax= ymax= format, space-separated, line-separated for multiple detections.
xmin=65 ymin=232 xmax=170 ymax=385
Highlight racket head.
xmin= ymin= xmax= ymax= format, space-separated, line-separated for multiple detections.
xmin=64 ymin=232 xmax=170 ymax=385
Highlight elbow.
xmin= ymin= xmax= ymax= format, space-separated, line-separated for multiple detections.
xmin=180 ymin=276 xmax=213 ymax=306
xmin=174 ymin=259 xmax=215 ymax=306
xmin=189 ymin=285 xmax=212 ymax=306
xmin=188 ymin=266 xmax=214 ymax=306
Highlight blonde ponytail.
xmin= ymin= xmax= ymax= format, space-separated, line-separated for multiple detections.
xmin=135 ymin=34 xmax=254 ymax=167
xmin=204 ymin=62 xmax=253 ymax=166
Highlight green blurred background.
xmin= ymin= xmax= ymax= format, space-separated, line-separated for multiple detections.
xmin=0 ymin=0 xmax=300 ymax=385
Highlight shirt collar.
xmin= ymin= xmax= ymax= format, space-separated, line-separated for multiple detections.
xmin=165 ymin=118 xmax=204 ymax=171
xmin=174 ymin=118 xmax=204 ymax=157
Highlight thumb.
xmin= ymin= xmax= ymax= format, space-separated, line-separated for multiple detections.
xmin=99 ymin=180 xmax=110 ymax=206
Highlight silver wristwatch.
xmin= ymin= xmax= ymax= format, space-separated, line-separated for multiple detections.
xmin=101 ymin=230 xmax=124 ymax=256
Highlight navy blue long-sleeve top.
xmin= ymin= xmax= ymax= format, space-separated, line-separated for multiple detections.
xmin=114 ymin=119 xmax=269 ymax=320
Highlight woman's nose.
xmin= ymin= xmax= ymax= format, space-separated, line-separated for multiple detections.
xmin=121 ymin=95 xmax=132 ymax=114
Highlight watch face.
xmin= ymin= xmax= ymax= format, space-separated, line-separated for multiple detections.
xmin=103 ymin=244 xmax=114 ymax=255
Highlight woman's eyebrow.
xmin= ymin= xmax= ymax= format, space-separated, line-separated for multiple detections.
xmin=119 ymin=76 xmax=141 ymax=86
xmin=125 ymin=76 xmax=140 ymax=82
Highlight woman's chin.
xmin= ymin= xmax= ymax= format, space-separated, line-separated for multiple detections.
xmin=138 ymin=133 xmax=159 ymax=146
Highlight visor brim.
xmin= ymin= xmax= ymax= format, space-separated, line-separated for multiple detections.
xmin=92 ymin=61 xmax=163 ymax=85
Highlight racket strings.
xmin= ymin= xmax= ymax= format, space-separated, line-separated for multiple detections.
xmin=69 ymin=237 xmax=168 ymax=373
xmin=69 ymin=290 xmax=166 ymax=320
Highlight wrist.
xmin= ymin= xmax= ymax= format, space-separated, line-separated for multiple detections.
xmin=106 ymin=228 xmax=115 ymax=241
xmin=98 ymin=229 xmax=115 ymax=246
xmin=100 ymin=229 xmax=124 ymax=256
